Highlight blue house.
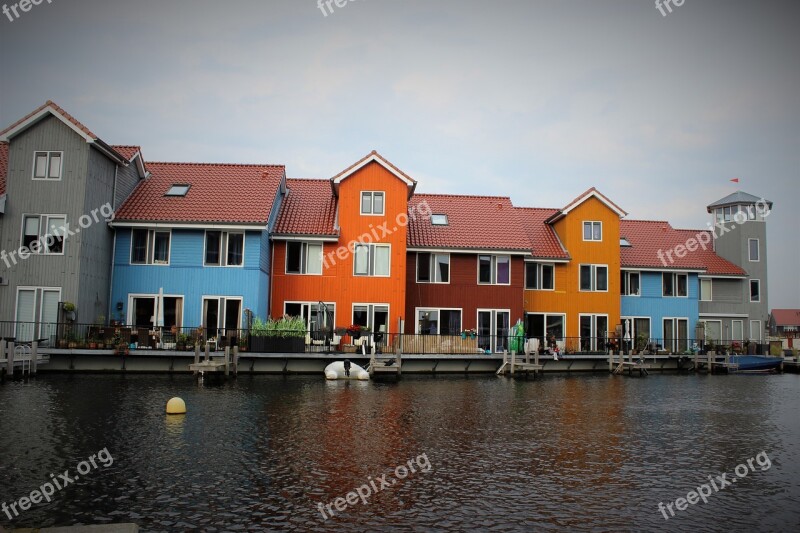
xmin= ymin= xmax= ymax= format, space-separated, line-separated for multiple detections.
xmin=620 ymin=220 xmax=704 ymax=352
xmin=110 ymin=160 xmax=286 ymax=338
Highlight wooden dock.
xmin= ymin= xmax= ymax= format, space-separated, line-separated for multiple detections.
xmin=496 ymin=349 xmax=543 ymax=377
xmin=367 ymin=351 xmax=402 ymax=377
xmin=608 ymin=351 xmax=651 ymax=376
xmin=1 ymin=339 xmax=50 ymax=378
xmin=188 ymin=342 xmax=238 ymax=378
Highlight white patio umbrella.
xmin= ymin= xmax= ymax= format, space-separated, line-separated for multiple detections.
xmin=623 ymin=318 xmax=632 ymax=345
xmin=156 ymin=287 xmax=165 ymax=348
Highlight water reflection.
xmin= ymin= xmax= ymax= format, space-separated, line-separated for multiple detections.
xmin=0 ymin=374 xmax=799 ymax=531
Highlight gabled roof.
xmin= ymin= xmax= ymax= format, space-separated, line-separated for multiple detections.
xmin=546 ymin=187 xmax=627 ymax=224
xmin=331 ymin=150 xmax=417 ymax=199
xmin=770 ymin=309 xmax=800 ymax=327
xmin=114 ymin=162 xmax=285 ymax=226
xmin=407 ymin=194 xmax=531 ymax=252
xmin=273 ymin=179 xmax=339 ymax=238
xmin=514 ymin=207 xmax=570 ymax=260
xmin=0 ymin=141 xmax=7 ymax=197
xmin=0 ymin=101 xmax=127 ymax=164
xmin=112 ymin=145 xmax=147 ymax=178
xmin=707 ymin=190 xmax=773 ymax=212
xmin=620 ymin=220 xmax=746 ymax=276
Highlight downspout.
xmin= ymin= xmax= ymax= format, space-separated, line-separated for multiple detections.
xmin=112 ymin=164 xmax=119 ymax=209
xmin=269 ymin=239 xmax=275 ymax=319
xmin=108 ymin=228 xmax=116 ymax=325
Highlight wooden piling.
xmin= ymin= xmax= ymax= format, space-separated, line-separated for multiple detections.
xmin=7 ymin=340 xmax=14 ymax=377
xmin=233 ymin=345 xmax=239 ymax=376
xmin=31 ymin=341 xmax=38 ymax=375
xmin=224 ymin=346 xmax=230 ymax=377
xmin=193 ymin=343 xmax=200 ymax=376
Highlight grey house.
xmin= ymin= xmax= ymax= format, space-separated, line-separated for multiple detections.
xmin=0 ymin=101 xmax=145 ymax=342
xmin=699 ymin=191 xmax=772 ymax=346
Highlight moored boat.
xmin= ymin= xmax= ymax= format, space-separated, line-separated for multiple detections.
xmin=731 ymin=355 xmax=783 ymax=372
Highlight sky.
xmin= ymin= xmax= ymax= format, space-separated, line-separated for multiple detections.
xmin=0 ymin=0 xmax=797 ymax=307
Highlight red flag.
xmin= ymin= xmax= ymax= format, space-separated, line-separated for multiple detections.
xmin=730 ymin=178 xmax=740 ymax=183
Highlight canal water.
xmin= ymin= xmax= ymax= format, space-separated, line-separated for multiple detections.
xmin=1 ymin=374 xmax=798 ymax=532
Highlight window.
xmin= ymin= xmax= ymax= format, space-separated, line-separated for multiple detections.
xmin=662 ymin=273 xmax=688 ymax=297
xmin=130 ymin=229 xmax=170 ymax=265
xmin=417 ymin=308 xmax=462 ymax=335
xmin=579 ymin=264 xmax=608 ymax=292
xmin=202 ymin=297 xmax=242 ymax=339
xmin=477 ymin=309 xmax=510 ymax=353
xmin=284 ymin=302 xmax=336 ymax=335
xmin=478 ymin=255 xmax=510 ymax=285
xmin=205 ymin=231 xmax=245 ymax=267
xmin=750 ymin=320 xmax=762 ymax=342
xmin=360 ymin=191 xmax=385 ymax=215
xmin=285 ymin=241 xmax=322 ymax=274
xmin=579 ymin=314 xmax=608 ymax=352
xmin=526 ymin=313 xmax=566 ymax=344
xmin=705 ymin=321 xmax=722 ymax=344
xmin=583 ymin=221 xmax=602 ymax=241
xmin=621 ymin=272 xmax=640 ymax=296
xmin=748 ymin=239 xmax=760 ymax=262
xmin=21 ymin=215 xmax=66 ymax=254
xmin=417 ymin=253 xmax=449 ymax=283
xmin=700 ymin=279 xmax=713 ymax=301
xmin=352 ymin=304 xmax=389 ymax=334
xmin=354 ymin=244 xmax=390 ymax=276
xmin=15 ymin=286 xmax=61 ymax=343
xmin=33 ymin=151 xmax=62 ymax=180
xmin=664 ymin=318 xmax=689 ymax=352
xmin=750 ymin=279 xmax=761 ymax=302
xmin=732 ymin=320 xmax=744 ymax=342
xmin=621 ymin=317 xmax=651 ymax=346
xmin=165 ymin=184 xmax=190 ymax=197
xmin=525 ymin=263 xmax=554 ymax=290
xmin=431 ymin=214 xmax=448 ymax=226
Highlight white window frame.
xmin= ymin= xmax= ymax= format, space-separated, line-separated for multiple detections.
xmin=663 ymin=317 xmax=690 ymax=352
xmin=203 ymin=231 xmax=245 ymax=268
xmin=749 ymin=320 xmax=762 ymax=342
xmin=284 ymin=301 xmax=337 ymax=336
xmin=351 ymin=303 xmax=391 ymax=333
xmin=360 ymin=191 xmax=385 ymax=216
xmin=353 ymin=243 xmax=391 ymax=277
xmin=748 ymin=238 xmax=760 ymax=262
xmin=20 ymin=213 xmax=67 ymax=255
xmin=578 ymin=313 xmax=610 ymax=351
xmin=126 ymin=293 xmax=185 ymax=328
xmin=32 ymin=151 xmax=63 ymax=181
xmin=621 ymin=271 xmax=641 ymax=296
xmin=662 ymin=272 xmax=688 ymax=298
xmin=525 ymin=262 xmax=555 ymax=291
xmin=130 ymin=228 xmax=171 ymax=266
xmin=526 ymin=312 xmax=568 ymax=342
xmin=15 ymin=286 xmax=62 ymax=341
xmin=583 ymin=221 xmax=603 ymax=242
xmin=579 ymin=264 xmax=608 ymax=292
xmin=700 ymin=278 xmax=713 ymax=302
xmin=416 ymin=252 xmax=451 ymax=284
xmin=477 ymin=255 xmax=512 ymax=286
xmin=749 ymin=279 xmax=761 ymax=302
xmin=415 ymin=307 xmax=463 ymax=335
xmin=200 ymin=295 xmax=244 ymax=332
xmin=284 ymin=241 xmax=323 ymax=275
xmin=731 ymin=319 xmax=744 ymax=342
xmin=430 ymin=214 xmax=448 ymax=226
xmin=621 ymin=316 xmax=652 ymax=344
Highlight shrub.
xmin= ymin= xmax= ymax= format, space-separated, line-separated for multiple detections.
xmin=251 ymin=316 xmax=305 ymax=338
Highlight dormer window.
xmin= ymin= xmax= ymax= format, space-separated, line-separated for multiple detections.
xmin=583 ymin=221 xmax=602 ymax=241
xmin=431 ymin=214 xmax=448 ymax=226
xmin=165 ymin=184 xmax=190 ymax=197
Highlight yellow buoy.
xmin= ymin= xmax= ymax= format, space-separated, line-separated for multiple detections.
xmin=166 ymin=397 xmax=186 ymax=415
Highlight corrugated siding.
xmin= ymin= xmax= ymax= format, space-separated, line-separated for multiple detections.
xmin=621 ymin=272 xmax=699 ymax=338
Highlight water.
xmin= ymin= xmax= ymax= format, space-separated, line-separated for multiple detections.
xmin=1 ymin=373 xmax=799 ymax=532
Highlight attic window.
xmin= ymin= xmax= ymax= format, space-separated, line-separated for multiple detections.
xmin=165 ymin=184 xmax=190 ymax=197
xmin=620 ymin=238 xmax=632 ymax=247
xmin=431 ymin=214 xmax=448 ymax=226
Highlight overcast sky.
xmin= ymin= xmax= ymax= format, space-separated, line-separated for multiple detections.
xmin=1 ymin=0 xmax=797 ymax=307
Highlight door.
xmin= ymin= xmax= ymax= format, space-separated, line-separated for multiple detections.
xmin=580 ymin=315 xmax=608 ymax=352
xmin=478 ymin=310 xmax=510 ymax=353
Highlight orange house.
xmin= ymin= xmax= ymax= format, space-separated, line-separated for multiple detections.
xmin=516 ymin=188 xmax=626 ymax=352
xmin=270 ymin=152 xmax=415 ymax=339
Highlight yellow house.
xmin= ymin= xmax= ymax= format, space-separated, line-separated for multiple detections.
xmin=516 ymin=188 xmax=626 ymax=353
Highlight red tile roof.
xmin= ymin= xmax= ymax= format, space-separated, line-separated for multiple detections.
xmin=273 ymin=179 xmax=338 ymax=236
xmin=111 ymin=145 xmax=141 ymax=162
xmin=515 ymin=207 xmax=570 ymax=259
xmin=620 ymin=220 xmax=746 ymax=275
xmin=548 ymin=187 xmax=627 ymax=222
xmin=114 ymin=162 xmax=284 ymax=225
xmin=771 ymin=309 xmax=800 ymax=327
xmin=408 ymin=194 xmax=531 ymax=251
xmin=0 ymin=141 xmax=7 ymax=196
xmin=0 ymin=100 xmax=98 ymax=140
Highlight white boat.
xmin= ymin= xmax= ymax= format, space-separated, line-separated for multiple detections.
xmin=324 ymin=360 xmax=370 ymax=380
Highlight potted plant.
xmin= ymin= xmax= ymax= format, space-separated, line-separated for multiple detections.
xmin=62 ymin=301 xmax=76 ymax=322
xmin=88 ymin=334 xmax=98 ymax=350
xmin=635 ymin=332 xmax=648 ymax=354
xmin=346 ymin=324 xmax=363 ymax=340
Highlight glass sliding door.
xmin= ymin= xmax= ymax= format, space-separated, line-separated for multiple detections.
xmin=478 ymin=309 xmax=510 ymax=353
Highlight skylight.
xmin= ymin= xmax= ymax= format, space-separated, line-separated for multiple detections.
xmin=620 ymin=238 xmax=632 ymax=247
xmin=431 ymin=214 xmax=448 ymax=226
xmin=165 ymin=184 xmax=190 ymax=197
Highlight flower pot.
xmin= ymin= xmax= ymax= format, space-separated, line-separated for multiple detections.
xmin=461 ymin=333 xmax=467 ymax=339
xmin=89 ymin=342 xmax=98 ymax=349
